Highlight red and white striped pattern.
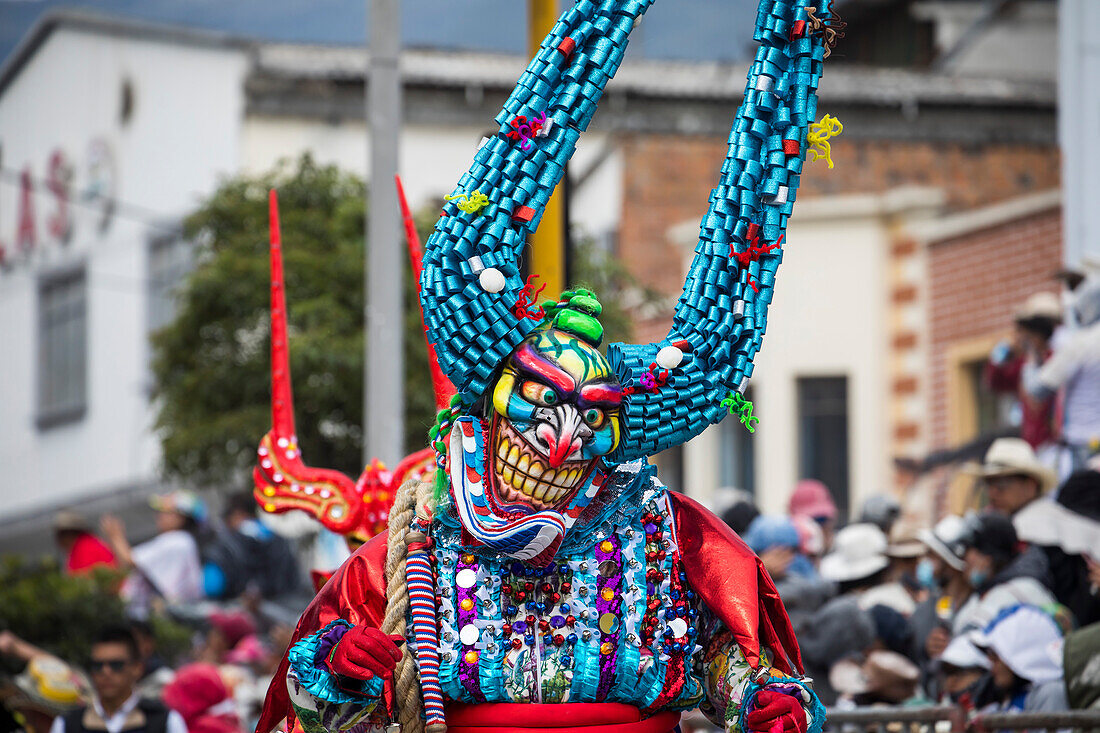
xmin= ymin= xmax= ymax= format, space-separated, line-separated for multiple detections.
xmin=406 ymin=548 xmax=446 ymax=726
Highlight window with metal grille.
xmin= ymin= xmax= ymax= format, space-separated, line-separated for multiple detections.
xmin=147 ymin=230 xmax=192 ymax=335
xmin=37 ymin=266 xmax=87 ymax=428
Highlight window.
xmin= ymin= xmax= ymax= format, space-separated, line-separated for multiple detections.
xmin=967 ymin=359 xmax=1016 ymax=436
xmin=147 ymin=230 xmax=192 ymax=334
xmin=38 ymin=266 xmax=87 ymax=428
xmin=797 ymin=376 xmax=849 ymax=518
xmin=719 ymin=388 xmax=755 ymax=494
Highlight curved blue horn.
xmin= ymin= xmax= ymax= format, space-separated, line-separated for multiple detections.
xmin=420 ymin=0 xmax=836 ymax=461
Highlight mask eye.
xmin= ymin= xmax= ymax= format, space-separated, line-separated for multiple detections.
xmin=520 ymin=381 xmax=558 ymax=406
xmin=583 ymin=407 xmax=606 ymax=429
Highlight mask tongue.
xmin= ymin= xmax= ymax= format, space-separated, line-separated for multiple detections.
xmin=448 ymin=417 xmax=568 ymax=561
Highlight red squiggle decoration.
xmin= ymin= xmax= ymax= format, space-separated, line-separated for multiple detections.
xmin=505 ymin=113 xmax=547 ymax=152
xmin=731 ymin=224 xmax=784 ymax=295
xmin=512 ymin=274 xmax=548 ymax=319
xmin=622 ymin=362 xmax=670 ymax=395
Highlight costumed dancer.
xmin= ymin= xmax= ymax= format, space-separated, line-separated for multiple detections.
xmin=257 ymin=0 xmax=841 ymax=731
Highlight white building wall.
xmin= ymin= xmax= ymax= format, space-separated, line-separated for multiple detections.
xmin=241 ymin=115 xmax=622 ymax=238
xmin=673 ymin=190 xmax=942 ymax=518
xmin=1059 ymin=0 xmax=1100 ymax=270
xmin=752 ymin=197 xmax=891 ymax=517
xmin=0 ymin=29 xmax=248 ymax=518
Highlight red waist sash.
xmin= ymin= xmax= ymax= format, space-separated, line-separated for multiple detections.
xmin=445 ymin=703 xmax=680 ymax=733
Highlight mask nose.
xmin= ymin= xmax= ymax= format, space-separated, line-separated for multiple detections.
xmin=534 ymin=406 xmax=585 ymax=468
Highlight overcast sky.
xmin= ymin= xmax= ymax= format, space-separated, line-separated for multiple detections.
xmin=0 ymin=0 xmax=758 ymax=67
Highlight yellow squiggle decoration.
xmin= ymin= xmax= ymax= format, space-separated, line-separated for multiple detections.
xmin=444 ymin=190 xmax=491 ymax=215
xmin=807 ymin=114 xmax=843 ymax=169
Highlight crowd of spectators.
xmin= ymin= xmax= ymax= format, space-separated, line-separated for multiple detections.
xmin=721 ymin=439 xmax=1100 ymax=716
xmin=0 ymin=492 xmax=304 ymax=733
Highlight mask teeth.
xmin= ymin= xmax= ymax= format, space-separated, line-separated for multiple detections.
xmin=493 ymin=421 xmax=589 ymax=510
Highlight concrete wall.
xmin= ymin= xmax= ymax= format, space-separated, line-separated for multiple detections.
xmin=1060 ymin=0 xmax=1100 ymax=270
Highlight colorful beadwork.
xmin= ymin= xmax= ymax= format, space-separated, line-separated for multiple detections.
xmin=430 ymin=472 xmax=704 ymax=710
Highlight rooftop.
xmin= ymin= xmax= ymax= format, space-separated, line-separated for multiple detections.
xmin=1 ymin=8 xmax=1055 ymax=110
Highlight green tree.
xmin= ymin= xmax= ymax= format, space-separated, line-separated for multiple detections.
xmin=152 ymin=156 xmax=648 ymax=489
xmin=0 ymin=558 xmax=189 ymax=671
xmin=152 ymin=156 xmax=436 ymax=485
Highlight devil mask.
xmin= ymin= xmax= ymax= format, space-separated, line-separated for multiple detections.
xmin=448 ymin=292 xmax=622 ymax=562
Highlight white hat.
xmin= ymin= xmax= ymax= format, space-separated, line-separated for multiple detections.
xmin=969 ymin=438 xmax=1057 ymax=495
xmin=1015 ymin=291 xmax=1063 ymax=322
xmin=819 ymin=523 xmax=889 ymax=583
xmin=972 ymin=605 xmax=1064 ymax=684
xmin=940 ymin=633 xmax=992 ymax=671
xmin=918 ymin=515 xmax=968 ymax=571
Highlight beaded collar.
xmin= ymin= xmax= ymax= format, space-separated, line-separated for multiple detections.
xmin=434 ymin=458 xmax=662 ymax=561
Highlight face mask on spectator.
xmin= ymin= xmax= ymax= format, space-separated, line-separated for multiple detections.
xmin=916 ymin=558 xmax=937 ymax=589
xmin=968 ymin=568 xmax=989 ymax=588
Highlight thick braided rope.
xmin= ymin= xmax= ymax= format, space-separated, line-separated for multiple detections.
xmin=382 ymin=478 xmax=435 ymax=733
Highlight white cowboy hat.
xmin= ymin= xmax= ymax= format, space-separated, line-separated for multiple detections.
xmin=1015 ymin=291 xmax=1062 ymax=322
xmin=968 ymin=438 xmax=1057 ymax=494
xmin=819 ymin=523 xmax=889 ymax=583
xmin=917 ymin=514 xmax=968 ymax=571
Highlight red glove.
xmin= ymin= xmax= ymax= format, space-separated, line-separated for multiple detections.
xmin=745 ymin=689 xmax=808 ymax=733
xmin=326 ymin=626 xmax=403 ymax=681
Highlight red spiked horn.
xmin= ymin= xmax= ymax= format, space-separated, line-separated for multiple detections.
xmin=269 ymin=190 xmax=296 ymax=438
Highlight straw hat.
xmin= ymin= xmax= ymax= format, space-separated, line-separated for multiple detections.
xmin=12 ymin=657 xmax=85 ymax=714
xmin=885 ymin=517 xmax=925 ymax=559
xmin=969 ymin=438 xmax=1057 ymax=494
xmin=819 ymin=523 xmax=889 ymax=582
xmin=829 ymin=650 xmax=920 ymax=703
xmin=1015 ymin=291 xmax=1062 ymax=322
xmin=52 ymin=510 xmax=90 ymax=534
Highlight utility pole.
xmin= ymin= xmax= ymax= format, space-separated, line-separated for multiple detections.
xmin=365 ymin=0 xmax=403 ymax=465
xmin=528 ymin=0 xmax=567 ymax=296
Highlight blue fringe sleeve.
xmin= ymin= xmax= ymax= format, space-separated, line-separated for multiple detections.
xmin=287 ymin=620 xmax=386 ymax=705
xmin=738 ymin=675 xmax=827 ymax=733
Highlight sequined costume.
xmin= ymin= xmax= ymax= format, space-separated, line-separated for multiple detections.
xmin=256 ymin=0 xmax=840 ymax=730
xmin=265 ymin=472 xmax=820 ymax=733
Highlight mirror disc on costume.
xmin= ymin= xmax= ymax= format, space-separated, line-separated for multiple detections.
xmin=598 ymin=613 xmax=620 ymax=633
xmin=460 ymin=624 xmax=480 ymax=645
xmin=668 ymin=617 xmax=688 ymax=638
xmin=598 ymin=560 xmax=619 ymax=577
xmin=456 ymin=569 xmax=477 ymax=588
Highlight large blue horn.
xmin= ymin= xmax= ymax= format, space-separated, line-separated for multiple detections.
xmin=420 ymin=0 xmax=835 ymax=461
